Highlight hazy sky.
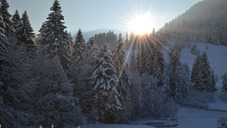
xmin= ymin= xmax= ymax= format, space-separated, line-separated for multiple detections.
xmin=8 ymin=0 xmax=202 ymax=34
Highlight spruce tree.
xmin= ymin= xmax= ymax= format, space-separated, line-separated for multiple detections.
xmin=40 ymin=0 xmax=71 ymax=73
xmin=130 ymin=52 xmax=137 ymax=71
xmin=0 ymin=15 xmax=8 ymax=58
xmin=191 ymin=53 xmax=201 ymax=84
xmin=112 ymin=39 xmax=131 ymax=116
xmin=222 ymin=73 xmax=227 ymax=92
xmin=87 ymin=38 xmax=99 ymax=57
xmin=75 ymin=28 xmax=85 ymax=43
xmin=168 ymin=50 xmax=181 ymax=97
xmin=0 ymin=0 xmax=14 ymax=37
xmin=136 ymin=46 xmax=149 ymax=76
xmin=209 ymin=69 xmax=216 ymax=91
xmin=32 ymin=55 xmax=83 ymax=127
xmin=0 ymin=16 xmax=9 ymax=107
xmin=72 ymin=29 xmax=86 ymax=63
xmin=11 ymin=10 xmax=21 ymax=31
xmin=0 ymin=15 xmax=8 ymax=98
xmin=153 ymin=48 xmax=164 ymax=86
xmin=198 ymin=51 xmax=211 ymax=91
xmin=16 ymin=11 xmax=35 ymax=49
xmin=89 ymin=44 xmax=122 ymax=122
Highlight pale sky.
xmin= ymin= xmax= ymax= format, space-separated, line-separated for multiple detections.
xmin=8 ymin=0 xmax=202 ymax=34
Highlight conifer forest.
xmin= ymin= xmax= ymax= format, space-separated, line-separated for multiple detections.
xmin=0 ymin=0 xmax=227 ymax=127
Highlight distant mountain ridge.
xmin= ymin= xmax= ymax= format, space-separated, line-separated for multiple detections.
xmin=73 ymin=29 xmax=125 ymax=43
xmin=159 ymin=0 xmax=227 ymax=45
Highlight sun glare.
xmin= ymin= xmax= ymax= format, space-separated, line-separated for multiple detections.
xmin=128 ymin=13 xmax=154 ymax=35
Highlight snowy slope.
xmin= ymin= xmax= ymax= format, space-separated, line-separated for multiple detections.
xmin=180 ymin=42 xmax=227 ymax=88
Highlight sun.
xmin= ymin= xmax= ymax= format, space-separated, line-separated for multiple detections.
xmin=128 ymin=13 xmax=154 ymax=35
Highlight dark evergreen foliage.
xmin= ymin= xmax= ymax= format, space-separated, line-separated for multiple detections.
xmin=11 ymin=10 xmax=21 ymax=31
xmin=0 ymin=0 xmax=14 ymax=37
xmin=39 ymin=0 xmax=71 ymax=73
xmin=222 ymin=73 xmax=227 ymax=92
xmin=16 ymin=11 xmax=35 ymax=49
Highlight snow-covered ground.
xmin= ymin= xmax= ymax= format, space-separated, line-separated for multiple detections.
xmin=81 ymin=124 xmax=154 ymax=128
xmin=176 ymin=107 xmax=227 ymax=128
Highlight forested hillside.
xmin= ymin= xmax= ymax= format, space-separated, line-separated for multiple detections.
xmin=159 ymin=0 xmax=227 ymax=45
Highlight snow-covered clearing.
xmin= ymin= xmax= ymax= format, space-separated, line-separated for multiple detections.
xmin=176 ymin=107 xmax=227 ymax=128
xmin=209 ymin=90 xmax=227 ymax=110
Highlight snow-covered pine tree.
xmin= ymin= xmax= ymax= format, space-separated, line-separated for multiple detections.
xmin=209 ymin=69 xmax=216 ymax=91
xmin=112 ymin=38 xmax=131 ymax=121
xmin=72 ymin=29 xmax=86 ymax=63
xmin=175 ymin=63 xmax=190 ymax=101
xmin=0 ymin=15 xmax=9 ymax=126
xmin=130 ymin=52 xmax=137 ymax=71
xmin=70 ymin=29 xmax=92 ymax=98
xmin=129 ymin=51 xmax=142 ymax=119
xmin=168 ymin=50 xmax=181 ymax=97
xmin=76 ymin=28 xmax=85 ymax=43
xmin=89 ymin=44 xmax=122 ymax=122
xmin=0 ymin=15 xmax=8 ymax=59
xmin=191 ymin=53 xmax=201 ymax=85
xmin=146 ymin=43 xmax=154 ymax=75
xmin=198 ymin=51 xmax=212 ymax=91
xmin=153 ymin=48 xmax=164 ymax=86
xmin=0 ymin=0 xmax=14 ymax=37
xmin=67 ymin=32 xmax=74 ymax=55
xmin=87 ymin=38 xmax=99 ymax=57
xmin=1 ymin=43 xmax=40 ymax=127
xmin=167 ymin=50 xmax=190 ymax=101
xmin=39 ymin=0 xmax=71 ymax=74
xmin=11 ymin=10 xmax=21 ymax=31
xmin=136 ymin=45 xmax=149 ymax=76
xmin=16 ymin=11 xmax=35 ymax=50
xmin=32 ymin=55 xmax=84 ymax=127
xmin=222 ymin=73 xmax=227 ymax=92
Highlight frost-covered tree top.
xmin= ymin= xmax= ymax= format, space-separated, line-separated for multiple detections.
xmin=51 ymin=0 xmax=62 ymax=12
xmin=87 ymin=38 xmax=99 ymax=57
xmin=16 ymin=11 xmax=35 ymax=47
xmin=75 ymin=29 xmax=85 ymax=43
xmin=72 ymin=29 xmax=86 ymax=63
xmin=0 ymin=15 xmax=7 ymax=42
xmin=40 ymin=0 xmax=68 ymax=56
xmin=0 ymin=15 xmax=8 ymax=57
xmin=11 ymin=10 xmax=21 ymax=30
xmin=112 ymin=40 xmax=126 ymax=75
xmin=0 ymin=0 xmax=14 ymax=36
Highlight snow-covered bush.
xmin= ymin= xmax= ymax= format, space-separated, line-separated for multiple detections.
xmin=219 ymin=92 xmax=227 ymax=103
xmin=180 ymin=89 xmax=215 ymax=108
xmin=140 ymin=75 xmax=178 ymax=119
xmin=217 ymin=116 xmax=227 ymax=128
